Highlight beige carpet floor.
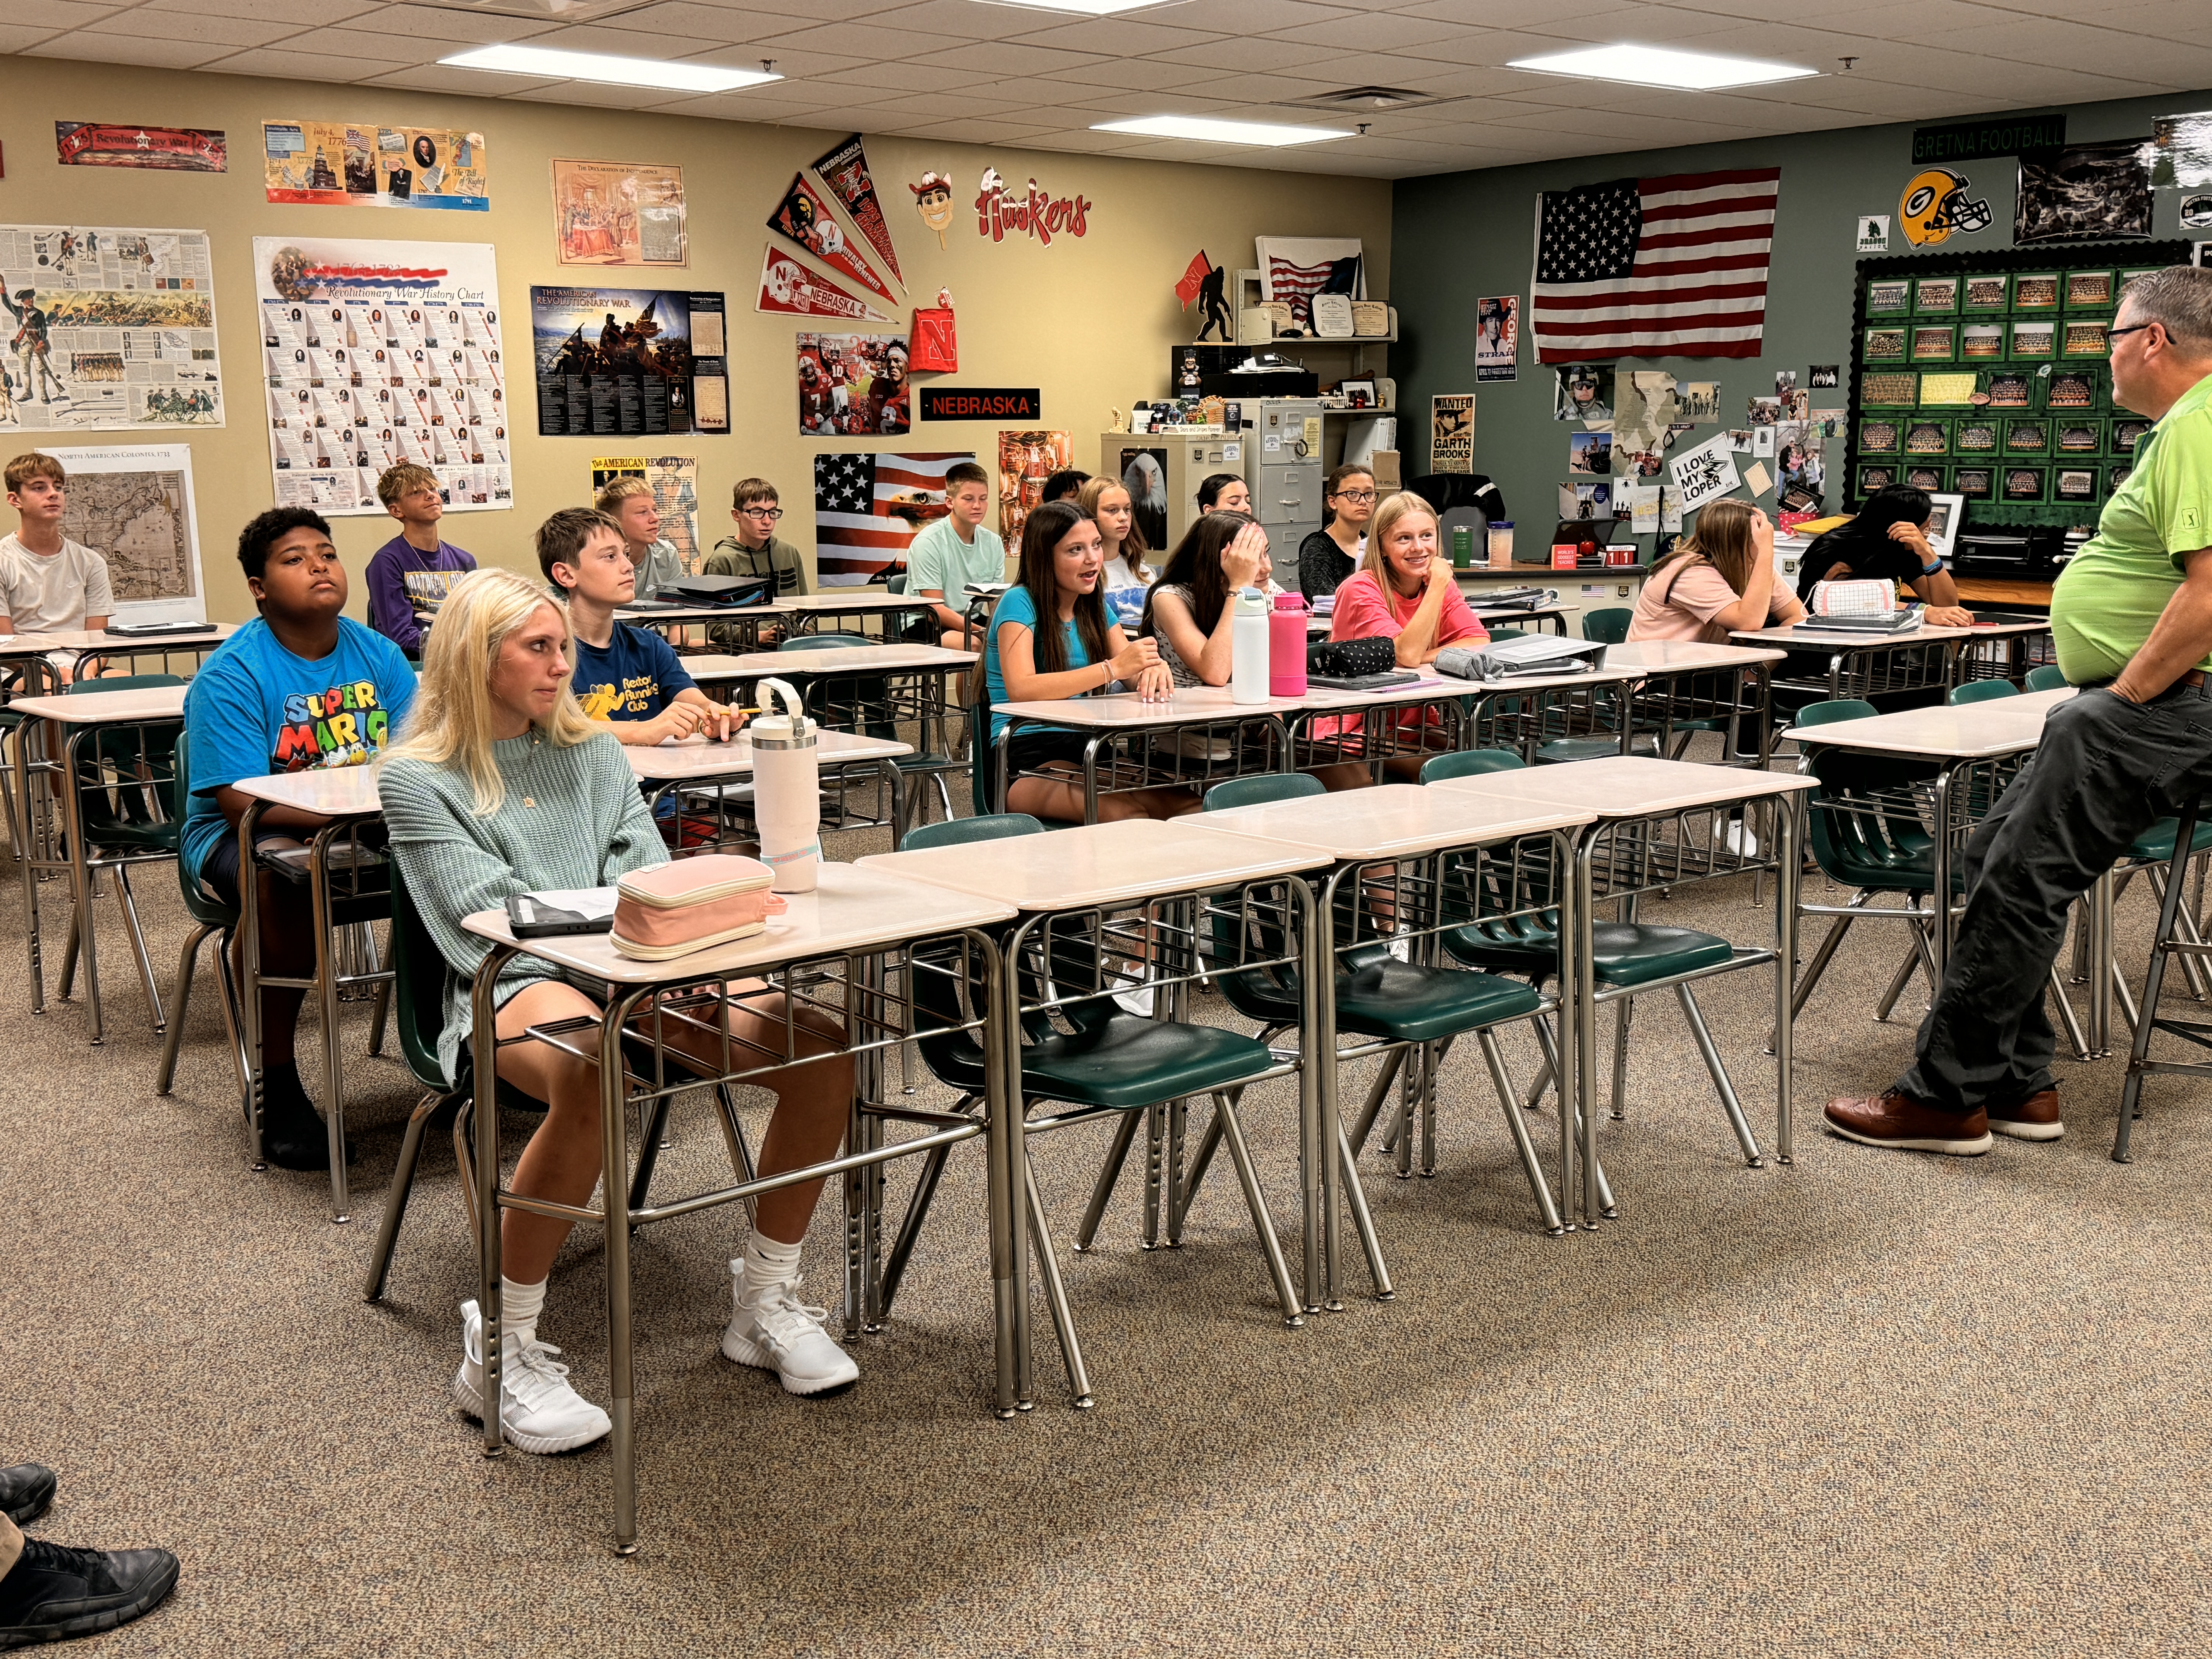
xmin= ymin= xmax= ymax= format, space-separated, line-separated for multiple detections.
xmin=7 ymin=809 xmax=2212 ymax=1657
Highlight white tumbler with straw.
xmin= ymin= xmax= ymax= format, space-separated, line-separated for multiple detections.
xmin=749 ymin=677 xmax=819 ymax=894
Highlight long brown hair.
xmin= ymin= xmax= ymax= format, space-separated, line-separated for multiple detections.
xmin=1015 ymin=500 xmax=1111 ymax=676
xmin=1654 ymin=497 xmax=1759 ymax=594
xmin=1140 ymin=510 xmax=1257 ymax=639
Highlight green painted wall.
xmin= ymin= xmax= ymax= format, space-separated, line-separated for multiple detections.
xmin=1391 ymin=89 xmax=2212 ymax=551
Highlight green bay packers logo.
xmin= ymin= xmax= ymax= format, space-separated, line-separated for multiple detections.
xmin=1899 ymin=168 xmax=1992 ymax=247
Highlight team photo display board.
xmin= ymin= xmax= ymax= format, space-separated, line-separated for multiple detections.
xmin=254 ymin=237 xmax=509 ymax=515
xmin=1844 ymin=240 xmax=2189 ymax=524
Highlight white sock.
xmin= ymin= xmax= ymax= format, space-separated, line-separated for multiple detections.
xmin=500 ymin=1276 xmax=547 ymax=1350
xmin=740 ymin=1233 xmax=802 ymax=1295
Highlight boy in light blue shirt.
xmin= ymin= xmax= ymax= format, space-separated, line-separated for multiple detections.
xmin=905 ymin=460 xmax=1005 ymax=648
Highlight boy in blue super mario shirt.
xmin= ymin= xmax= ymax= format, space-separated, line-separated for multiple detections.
xmin=183 ymin=507 xmax=416 ymax=1171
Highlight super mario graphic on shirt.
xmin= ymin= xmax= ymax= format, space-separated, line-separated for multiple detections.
xmin=272 ymin=680 xmax=392 ymax=770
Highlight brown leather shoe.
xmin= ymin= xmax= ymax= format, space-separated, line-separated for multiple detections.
xmin=1824 ymin=1091 xmax=1993 ymax=1155
xmin=1988 ymin=1088 xmax=2064 ymax=1142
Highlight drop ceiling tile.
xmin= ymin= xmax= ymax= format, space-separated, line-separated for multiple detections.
xmin=998 ymin=17 xmax=1228 ymax=55
xmin=10 ymin=0 xmax=128 ymax=27
xmin=205 ymin=45 xmax=411 ymax=77
xmin=354 ymin=65 xmax=565 ymax=94
xmin=0 ymin=24 xmax=64 ymax=51
xmin=142 ymin=0 xmax=377 ymax=20
xmin=1044 ymin=55 xmax=1224 ymax=89
xmin=81 ymin=10 xmax=291 ymax=45
xmin=1143 ymin=36 xmax=1344 ymax=70
xmin=503 ymin=80 xmax=699 ymax=107
xmin=661 ymin=43 xmax=874 ymax=76
xmin=1391 ymin=0 xmax=1647 ymax=27
xmin=1915 ymin=19 xmax=2212 ymax=82
xmin=902 ymin=40 xmax=1111 ymax=75
xmin=1266 ymin=11 xmax=1465 ymax=48
xmin=29 ymin=30 xmax=231 ymax=65
xmin=602 ymin=2 xmax=793 ymax=41
xmin=856 ymin=0 xmax=1075 ymax=39
xmin=1138 ymin=0 xmax=1357 ymax=29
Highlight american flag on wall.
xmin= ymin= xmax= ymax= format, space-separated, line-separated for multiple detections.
xmin=812 ymin=451 xmax=974 ymax=586
xmin=1530 ymin=168 xmax=1781 ymax=362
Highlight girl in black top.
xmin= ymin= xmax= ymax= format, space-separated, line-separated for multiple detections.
xmin=1297 ymin=464 xmax=1376 ymax=602
xmin=1796 ymin=485 xmax=1974 ymax=623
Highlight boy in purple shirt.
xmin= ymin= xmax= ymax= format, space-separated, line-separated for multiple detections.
xmin=364 ymin=463 xmax=475 ymax=658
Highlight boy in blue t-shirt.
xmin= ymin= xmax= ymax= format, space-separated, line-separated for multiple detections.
xmin=182 ymin=507 xmax=417 ymax=1171
xmin=536 ymin=506 xmax=737 ymax=744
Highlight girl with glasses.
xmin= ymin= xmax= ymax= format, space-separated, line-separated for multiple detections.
xmin=1299 ymin=465 xmax=1377 ymax=603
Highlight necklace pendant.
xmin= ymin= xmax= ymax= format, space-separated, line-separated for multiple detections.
xmin=523 ymin=795 xmax=535 ymax=807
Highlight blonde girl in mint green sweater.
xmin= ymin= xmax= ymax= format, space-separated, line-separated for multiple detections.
xmin=378 ymin=567 xmax=858 ymax=1456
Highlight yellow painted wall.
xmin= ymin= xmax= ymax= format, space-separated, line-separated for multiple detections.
xmin=0 ymin=53 xmax=1391 ymax=623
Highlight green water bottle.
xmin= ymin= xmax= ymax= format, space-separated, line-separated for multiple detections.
xmin=1451 ymin=524 xmax=1473 ymax=569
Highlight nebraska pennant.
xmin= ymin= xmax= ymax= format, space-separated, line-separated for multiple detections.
xmin=757 ymin=247 xmax=890 ymax=323
xmin=768 ymin=172 xmax=896 ymax=307
xmin=810 ymin=132 xmax=903 ymax=290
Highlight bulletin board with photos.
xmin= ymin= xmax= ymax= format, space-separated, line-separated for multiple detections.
xmin=1845 ymin=240 xmax=2190 ymax=525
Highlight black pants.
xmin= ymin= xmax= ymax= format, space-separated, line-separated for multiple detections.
xmin=1899 ymin=680 xmax=2212 ymax=1113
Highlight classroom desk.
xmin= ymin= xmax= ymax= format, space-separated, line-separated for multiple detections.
xmin=685 ymin=644 xmax=972 ymax=779
xmin=988 ymin=685 xmax=1305 ymax=821
xmin=462 ymin=864 xmax=1016 ymax=1553
xmin=1731 ymin=616 xmax=2053 ymax=705
xmin=10 ymin=683 xmax=186 ymax=1044
xmin=616 ymin=601 xmax=787 ymax=653
xmin=233 ymin=767 xmax=391 ymax=1218
xmin=1289 ymin=663 xmax=1643 ymax=774
xmin=863 ymin=817 xmax=1334 ymax=1400
xmin=782 ymin=591 xmax=938 ymax=637
xmin=1472 ymin=603 xmax=1570 ymax=636
xmin=1192 ymin=784 xmax=1599 ymax=1266
xmin=1783 ymin=688 xmax=2079 ymax=1030
xmin=1436 ymin=756 xmax=1815 ymax=1219
xmin=0 ymin=623 xmax=238 ymax=691
xmin=624 ymin=729 xmax=916 ymax=845
xmin=1606 ymin=641 xmax=1788 ymax=767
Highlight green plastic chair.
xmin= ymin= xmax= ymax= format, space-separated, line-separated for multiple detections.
xmin=1580 ymin=608 xmax=1633 ymax=645
xmin=1192 ymin=771 xmax=1567 ymax=1230
xmin=155 ymin=731 xmax=248 ymax=1105
xmin=1419 ymin=749 xmax=1526 ymax=784
xmin=897 ymin=812 xmax=1311 ymax=1356
xmin=1948 ymin=678 xmax=2019 ymax=705
xmin=886 ymin=573 xmax=907 ymax=595
xmin=1430 ymin=749 xmax=1764 ymax=1163
xmin=2025 ymin=663 xmax=2068 ymax=692
xmin=901 ymin=812 xmax=1044 ymax=850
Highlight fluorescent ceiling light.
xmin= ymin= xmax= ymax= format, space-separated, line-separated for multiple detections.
xmin=1091 ymin=114 xmax=1354 ymax=147
xmin=438 ymin=43 xmax=779 ymax=93
xmin=1508 ymin=44 xmax=1817 ymax=91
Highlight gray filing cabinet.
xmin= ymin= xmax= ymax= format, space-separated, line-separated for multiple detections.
xmin=1245 ymin=398 xmax=1325 ymax=550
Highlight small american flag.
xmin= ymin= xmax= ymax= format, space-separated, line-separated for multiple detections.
xmin=813 ymin=451 xmax=974 ymax=586
xmin=1531 ymin=168 xmax=1780 ymax=362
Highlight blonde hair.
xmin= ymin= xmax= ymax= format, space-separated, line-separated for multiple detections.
xmin=1360 ymin=491 xmax=1437 ymax=585
xmin=1654 ymin=497 xmax=1759 ymax=594
xmin=378 ymin=567 xmax=599 ymax=815
xmin=1076 ymin=474 xmax=1151 ymax=573
xmin=594 ymin=475 xmax=653 ymax=514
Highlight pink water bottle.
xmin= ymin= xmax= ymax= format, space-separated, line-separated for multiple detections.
xmin=1269 ymin=593 xmax=1309 ymax=697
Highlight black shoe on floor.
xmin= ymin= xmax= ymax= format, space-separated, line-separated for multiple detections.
xmin=0 ymin=1467 xmax=53 ymax=1527
xmin=0 ymin=1537 xmax=179 ymax=1650
xmin=252 ymin=1076 xmax=356 ymax=1173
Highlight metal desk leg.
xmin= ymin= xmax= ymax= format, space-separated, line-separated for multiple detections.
xmin=1775 ymin=794 xmax=1801 ymax=1164
xmin=1929 ymin=764 xmax=1958 ymax=990
xmin=17 ymin=717 xmax=45 ymax=1016
xmin=601 ymin=990 xmax=644 ymax=1554
xmin=1298 ymin=876 xmax=1330 ymax=1312
xmin=979 ymin=935 xmax=1021 ymax=1419
xmin=60 ymin=728 xmax=103 ymax=1043
xmin=469 ymin=957 xmax=511 ymax=1463
xmin=237 ymin=804 xmax=269 ymax=1167
xmin=1571 ymin=830 xmax=1599 ymax=1228
xmin=2090 ymin=868 xmax=2116 ymax=1056
xmin=310 ymin=825 xmax=349 ymax=1222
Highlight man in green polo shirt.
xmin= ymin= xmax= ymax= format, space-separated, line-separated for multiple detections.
xmin=1829 ymin=265 xmax=2212 ymax=1155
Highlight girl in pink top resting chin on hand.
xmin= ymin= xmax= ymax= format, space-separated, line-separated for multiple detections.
xmin=1628 ymin=497 xmax=1805 ymax=645
xmin=1327 ymin=492 xmax=1488 ymax=665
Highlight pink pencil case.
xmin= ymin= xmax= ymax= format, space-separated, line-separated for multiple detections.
xmin=610 ymin=855 xmax=787 ymax=961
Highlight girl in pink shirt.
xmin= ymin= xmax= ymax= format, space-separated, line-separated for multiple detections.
xmin=1628 ymin=498 xmax=1804 ymax=644
xmin=1329 ymin=493 xmax=1489 ymax=663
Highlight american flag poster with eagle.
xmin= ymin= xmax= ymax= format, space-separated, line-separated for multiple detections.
xmin=1530 ymin=168 xmax=1780 ymax=362
xmin=812 ymin=452 xmax=973 ymax=586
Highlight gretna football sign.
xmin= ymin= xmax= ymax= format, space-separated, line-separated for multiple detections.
xmin=919 ymin=386 xmax=1041 ymax=421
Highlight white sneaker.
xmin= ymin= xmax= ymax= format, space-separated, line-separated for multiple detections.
xmin=1113 ymin=982 xmax=1156 ymax=1017
xmin=1725 ymin=821 xmax=1759 ymax=857
xmin=721 ymin=1259 xmax=860 ymax=1396
xmin=452 ymin=1299 xmax=612 ymax=1455
xmin=1387 ymin=936 xmax=1411 ymax=962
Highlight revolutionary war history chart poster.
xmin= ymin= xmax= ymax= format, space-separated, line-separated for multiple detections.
xmin=532 ymin=286 xmax=728 ymax=438
xmin=254 ymin=237 xmax=509 ymax=515
xmin=0 ymin=225 xmax=223 ymax=432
